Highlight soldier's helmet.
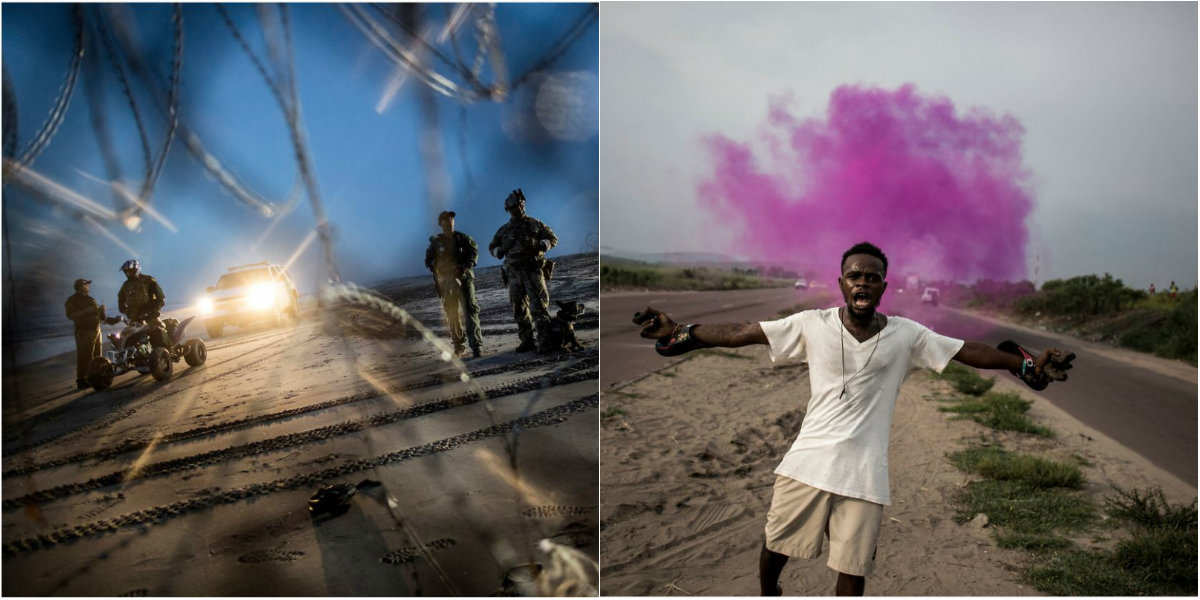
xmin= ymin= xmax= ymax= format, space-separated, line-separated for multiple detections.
xmin=119 ymin=259 xmax=140 ymax=277
xmin=504 ymin=189 xmax=525 ymax=211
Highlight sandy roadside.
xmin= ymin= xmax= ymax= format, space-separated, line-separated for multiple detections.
xmin=599 ymin=343 xmax=1196 ymax=596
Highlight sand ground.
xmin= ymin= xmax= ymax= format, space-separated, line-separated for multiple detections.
xmin=3 ymin=254 xmax=599 ymax=596
xmin=599 ymin=341 xmax=1195 ymax=596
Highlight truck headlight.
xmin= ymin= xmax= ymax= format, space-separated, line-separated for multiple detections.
xmin=248 ymin=283 xmax=276 ymax=310
xmin=198 ymin=297 xmax=214 ymax=315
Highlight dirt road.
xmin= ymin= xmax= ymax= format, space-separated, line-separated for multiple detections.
xmin=2 ymin=255 xmax=599 ymax=596
xmin=601 ymin=287 xmax=1197 ymax=485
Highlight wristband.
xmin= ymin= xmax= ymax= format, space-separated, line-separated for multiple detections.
xmin=654 ymin=323 xmax=709 ymax=357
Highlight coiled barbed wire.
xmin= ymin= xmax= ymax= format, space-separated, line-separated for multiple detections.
xmin=3 ymin=4 xmax=85 ymax=181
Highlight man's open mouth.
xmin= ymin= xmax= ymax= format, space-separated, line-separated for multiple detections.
xmin=852 ymin=291 xmax=872 ymax=308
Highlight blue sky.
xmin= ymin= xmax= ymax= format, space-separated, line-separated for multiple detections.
xmin=3 ymin=3 xmax=598 ymax=318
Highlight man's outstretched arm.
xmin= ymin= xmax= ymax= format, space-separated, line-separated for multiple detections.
xmin=692 ymin=322 xmax=768 ymax=347
xmin=634 ymin=307 xmax=767 ymax=355
xmin=954 ymin=340 xmax=1076 ymax=390
xmin=953 ymin=341 xmax=1023 ymax=370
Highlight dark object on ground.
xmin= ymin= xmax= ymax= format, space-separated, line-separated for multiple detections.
xmin=309 ymin=479 xmax=381 ymax=518
xmin=546 ymin=301 xmax=586 ymax=353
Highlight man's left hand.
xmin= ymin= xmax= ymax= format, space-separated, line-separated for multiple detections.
xmin=998 ymin=341 xmax=1075 ymax=390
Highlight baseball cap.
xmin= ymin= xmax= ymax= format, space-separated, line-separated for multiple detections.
xmin=438 ymin=210 xmax=456 ymax=224
xmin=74 ymin=278 xmax=91 ymax=290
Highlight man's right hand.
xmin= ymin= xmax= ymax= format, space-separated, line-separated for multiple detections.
xmin=633 ymin=307 xmax=677 ymax=339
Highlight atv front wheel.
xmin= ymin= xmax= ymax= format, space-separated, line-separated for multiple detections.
xmin=183 ymin=339 xmax=207 ymax=367
xmin=87 ymin=357 xmax=115 ymax=391
xmin=149 ymin=347 xmax=173 ymax=381
xmin=206 ymin=322 xmax=222 ymax=339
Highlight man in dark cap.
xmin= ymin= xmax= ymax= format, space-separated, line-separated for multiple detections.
xmin=425 ymin=210 xmax=483 ymax=357
xmin=488 ymin=189 xmax=558 ymax=354
xmin=64 ymin=278 xmax=105 ymax=390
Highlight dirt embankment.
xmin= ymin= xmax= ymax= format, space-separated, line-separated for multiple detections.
xmin=599 ymin=345 xmax=1195 ymax=596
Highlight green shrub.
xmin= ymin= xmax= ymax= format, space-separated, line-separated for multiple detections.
xmin=954 ymin=479 xmax=1095 ymax=534
xmin=939 ymin=391 xmax=1054 ymax=437
xmin=934 ymin=363 xmax=995 ymax=396
xmin=950 ymin=447 xmax=1084 ymax=489
xmin=1017 ymin=273 xmax=1146 ymax=317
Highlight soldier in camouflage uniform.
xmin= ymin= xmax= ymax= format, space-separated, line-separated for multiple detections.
xmin=65 ymin=278 xmax=105 ymax=390
xmin=425 ymin=211 xmax=483 ymax=358
xmin=488 ymin=189 xmax=558 ymax=354
xmin=116 ymin=260 xmax=169 ymax=347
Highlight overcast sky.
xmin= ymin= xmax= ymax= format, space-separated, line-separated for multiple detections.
xmin=4 ymin=3 xmax=597 ymax=320
xmin=601 ymin=2 xmax=1197 ymax=289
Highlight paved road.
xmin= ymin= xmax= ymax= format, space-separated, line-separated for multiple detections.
xmin=601 ymin=288 xmax=1197 ymax=486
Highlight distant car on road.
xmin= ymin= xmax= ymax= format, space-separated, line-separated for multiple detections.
xmin=794 ymin=277 xmax=808 ymax=290
xmin=921 ymin=287 xmax=940 ymax=306
xmin=198 ymin=262 xmax=299 ymax=338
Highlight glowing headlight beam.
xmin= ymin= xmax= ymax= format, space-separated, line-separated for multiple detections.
xmin=74 ymin=169 xmax=178 ymax=233
xmin=475 ymin=448 xmax=554 ymax=508
xmin=197 ymin=297 xmax=214 ymax=316
xmin=282 ymin=228 xmax=319 ymax=274
xmin=4 ymin=159 xmax=117 ymax=221
xmin=82 ymin=216 xmax=140 ymax=257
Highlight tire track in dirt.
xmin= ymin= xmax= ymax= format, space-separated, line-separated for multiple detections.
xmin=3 ymin=332 xmax=305 ymax=455
xmin=2 ymin=394 xmax=598 ymax=554
xmin=4 ymin=352 xmax=597 ymax=478
xmin=3 ymin=366 xmax=598 ymax=508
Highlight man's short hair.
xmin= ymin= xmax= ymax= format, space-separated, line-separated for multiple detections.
xmin=437 ymin=210 xmax=456 ymax=224
xmin=841 ymin=242 xmax=888 ymax=276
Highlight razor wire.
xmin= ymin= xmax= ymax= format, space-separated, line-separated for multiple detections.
xmin=3 ymin=4 xmax=85 ymax=182
xmin=93 ymin=5 xmax=154 ymax=205
xmin=128 ymin=3 xmax=182 ymax=220
xmin=2 ymin=5 xmax=599 ymax=594
xmin=2 ymin=63 xmax=19 ymax=160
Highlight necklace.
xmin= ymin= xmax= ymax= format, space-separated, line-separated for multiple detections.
xmin=839 ymin=308 xmax=883 ymax=398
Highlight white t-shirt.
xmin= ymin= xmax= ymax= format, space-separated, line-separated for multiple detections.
xmin=760 ymin=307 xmax=964 ymax=505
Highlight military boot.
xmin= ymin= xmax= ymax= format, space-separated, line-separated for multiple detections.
xmin=515 ymin=339 xmax=536 ymax=353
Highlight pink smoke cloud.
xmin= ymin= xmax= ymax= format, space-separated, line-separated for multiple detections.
xmin=698 ymin=84 xmax=1034 ymax=284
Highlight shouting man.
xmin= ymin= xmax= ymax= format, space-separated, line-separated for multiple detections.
xmin=634 ymin=241 xmax=1074 ymax=596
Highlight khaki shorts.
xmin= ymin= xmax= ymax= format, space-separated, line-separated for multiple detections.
xmin=764 ymin=475 xmax=884 ymax=577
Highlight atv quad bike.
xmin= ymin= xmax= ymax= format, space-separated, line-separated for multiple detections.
xmin=87 ymin=316 xmax=207 ymax=391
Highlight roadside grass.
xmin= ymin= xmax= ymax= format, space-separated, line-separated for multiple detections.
xmin=932 ymin=362 xmax=995 ymax=396
xmin=600 ymin=405 xmax=625 ymax=420
xmin=941 ymin=380 xmax=1198 ymax=595
xmin=1022 ymin=488 xmax=1198 ymax=595
xmin=938 ymin=391 xmax=1055 ymax=437
xmin=600 ymin=263 xmax=792 ymax=291
xmin=950 ymin=447 xmax=1084 ymax=489
xmin=606 ymin=390 xmax=645 ymax=400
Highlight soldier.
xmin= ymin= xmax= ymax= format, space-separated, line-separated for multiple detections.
xmin=425 ymin=210 xmax=483 ymax=358
xmin=116 ymin=259 xmax=169 ymax=347
xmin=488 ymin=189 xmax=558 ymax=354
xmin=65 ymin=278 xmax=105 ymax=390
